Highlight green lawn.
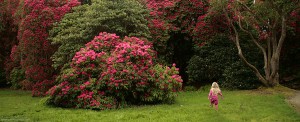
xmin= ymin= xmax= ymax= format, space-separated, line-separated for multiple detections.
xmin=0 ymin=89 xmax=299 ymax=122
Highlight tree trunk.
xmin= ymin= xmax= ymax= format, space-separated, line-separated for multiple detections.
xmin=267 ymin=16 xmax=286 ymax=87
xmin=268 ymin=57 xmax=280 ymax=86
xmin=221 ymin=1 xmax=288 ymax=87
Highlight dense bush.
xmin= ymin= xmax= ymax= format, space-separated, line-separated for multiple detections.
xmin=49 ymin=0 xmax=150 ymax=70
xmin=46 ymin=32 xmax=182 ymax=110
xmin=0 ymin=69 xmax=7 ymax=87
xmin=187 ymin=34 xmax=262 ymax=89
xmin=9 ymin=0 xmax=80 ymax=83
xmin=9 ymin=68 xmax=25 ymax=89
xmin=221 ymin=62 xmax=262 ymax=90
xmin=187 ymin=35 xmax=237 ymax=85
xmin=32 ymin=79 xmax=55 ymax=97
xmin=280 ymin=26 xmax=300 ymax=89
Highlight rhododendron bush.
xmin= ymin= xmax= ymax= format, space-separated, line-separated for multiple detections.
xmin=2 ymin=0 xmax=80 ymax=95
xmin=47 ymin=32 xmax=182 ymax=109
xmin=32 ymin=79 xmax=55 ymax=96
xmin=15 ymin=0 xmax=80 ymax=82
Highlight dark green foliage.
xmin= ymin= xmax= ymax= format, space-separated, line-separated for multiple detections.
xmin=221 ymin=62 xmax=261 ymax=90
xmin=80 ymin=0 xmax=92 ymax=5
xmin=166 ymin=33 xmax=194 ymax=84
xmin=49 ymin=0 xmax=151 ymax=70
xmin=9 ymin=68 xmax=25 ymax=89
xmin=0 ymin=69 xmax=7 ymax=87
xmin=187 ymin=35 xmax=237 ymax=84
xmin=187 ymin=34 xmax=262 ymax=89
xmin=280 ymin=27 xmax=300 ymax=90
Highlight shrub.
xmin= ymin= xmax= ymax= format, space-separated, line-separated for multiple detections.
xmin=9 ymin=0 xmax=80 ymax=83
xmin=32 ymin=79 xmax=55 ymax=97
xmin=187 ymin=35 xmax=237 ymax=85
xmin=49 ymin=0 xmax=150 ymax=70
xmin=187 ymin=34 xmax=262 ymax=89
xmin=221 ymin=62 xmax=262 ymax=90
xmin=9 ymin=68 xmax=25 ymax=89
xmin=47 ymin=32 xmax=182 ymax=110
xmin=147 ymin=64 xmax=182 ymax=104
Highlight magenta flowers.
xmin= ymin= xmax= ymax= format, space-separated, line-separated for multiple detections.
xmin=47 ymin=32 xmax=182 ymax=110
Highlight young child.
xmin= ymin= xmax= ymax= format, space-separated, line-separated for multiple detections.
xmin=208 ymin=82 xmax=223 ymax=110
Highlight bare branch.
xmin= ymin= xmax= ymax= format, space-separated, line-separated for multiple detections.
xmin=269 ymin=16 xmax=287 ymax=79
xmin=237 ymin=14 xmax=267 ymax=65
xmin=237 ymin=13 xmax=271 ymax=79
xmin=223 ymin=7 xmax=268 ymax=86
xmin=271 ymin=29 xmax=277 ymax=57
xmin=266 ymin=38 xmax=271 ymax=80
xmin=275 ymin=16 xmax=287 ymax=57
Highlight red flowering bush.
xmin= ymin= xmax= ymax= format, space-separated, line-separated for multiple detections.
xmin=32 ymin=79 xmax=55 ymax=97
xmin=46 ymin=32 xmax=182 ymax=110
xmin=16 ymin=0 xmax=80 ymax=82
xmin=139 ymin=63 xmax=182 ymax=103
xmin=2 ymin=0 xmax=80 ymax=96
xmin=1 ymin=0 xmax=81 ymax=97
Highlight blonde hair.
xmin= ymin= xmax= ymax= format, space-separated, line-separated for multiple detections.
xmin=211 ymin=82 xmax=221 ymax=95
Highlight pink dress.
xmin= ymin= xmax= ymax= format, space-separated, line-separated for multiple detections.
xmin=208 ymin=90 xmax=222 ymax=105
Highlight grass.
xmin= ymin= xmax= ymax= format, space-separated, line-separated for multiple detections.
xmin=0 ymin=89 xmax=299 ymax=122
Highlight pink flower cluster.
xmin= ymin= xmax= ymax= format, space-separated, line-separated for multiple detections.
xmin=78 ymin=91 xmax=94 ymax=100
xmin=85 ymin=32 xmax=121 ymax=51
xmin=47 ymin=32 xmax=182 ymax=110
xmin=32 ymin=79 xmax=55 ymax=97
xmin=101 ymin=36 xmax=156 ymax=92
xmin=73 ymin=49 xmax=99 ymax=64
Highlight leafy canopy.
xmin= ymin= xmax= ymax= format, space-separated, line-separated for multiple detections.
xmin=49 ymin=0 xmax=151 ymax=70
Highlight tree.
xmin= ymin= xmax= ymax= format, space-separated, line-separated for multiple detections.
xmin=49 ymin=0 xmax=150 ymax=71
xmin=0 ymin=0 xmax=22 ymax=82
xmin=11 ymin=0 xmax=80 ymax=83
xmin=145 ymin=0 xmax=217 ymax=83
xmin=209 ymin=0 xmax=300 ymax=86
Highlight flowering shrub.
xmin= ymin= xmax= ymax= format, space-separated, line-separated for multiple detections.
xmin=1 ymin=0 xmax=80 ymax=95
xmin=32 ymin=79 xmax=55 ymax=97
xmin=47 ymin=32 xmax=182 ymax=110
xmin=15 ymin=0 xmax=80 ymax=82
xmin=145 ymin=63 xmax=182 ymax=103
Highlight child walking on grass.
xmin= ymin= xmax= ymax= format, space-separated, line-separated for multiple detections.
xmin=208 ymin=82 xmax=223 ymax=110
